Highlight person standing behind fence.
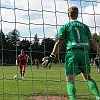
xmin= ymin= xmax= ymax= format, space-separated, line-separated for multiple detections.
xmin=90 ymin=58 xmax=94 ymax=66
xmin=17 ymin=49 xmax=28 ymax=78
xmin=42 ymin=6 xmax=100 ymax=100
xmin=94 ymin=55 xmax=100 ymax=74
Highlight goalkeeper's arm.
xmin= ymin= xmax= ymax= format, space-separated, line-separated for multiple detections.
xmin=89 ymin=38 xmax=100 ymax=53
xmin=89 ymin=38 xmax=100 ymax=73
xmin=42 ymin=39 xmax=65 ymax=68
xmin=51 ymin=39 xmax=65 ymax=55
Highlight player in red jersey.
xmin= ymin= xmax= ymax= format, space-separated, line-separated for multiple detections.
xmin=17 ymin=49 xmax=28 ymax=78
xmin=35 ymin=58 xmax=39 ymax=69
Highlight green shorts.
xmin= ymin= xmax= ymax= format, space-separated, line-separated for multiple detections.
xmin=65 ymin=49 xmax=91 ymax=76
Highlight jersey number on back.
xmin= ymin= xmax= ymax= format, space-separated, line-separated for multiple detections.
xmin=75 ymin=27 xmax=80 ymax=42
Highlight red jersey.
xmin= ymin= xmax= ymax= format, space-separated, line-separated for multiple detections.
xmin=18 ymin=54 xmax=27 ymax=65
xmin=35 ymin=59 xmax=39 ymax=66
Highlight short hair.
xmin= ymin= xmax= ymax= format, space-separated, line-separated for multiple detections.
xmin=68 ymin=6 xmax=78 ymax=18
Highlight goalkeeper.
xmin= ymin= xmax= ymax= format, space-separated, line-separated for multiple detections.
xmin=42 ymin=6 xmax=100 ymax=100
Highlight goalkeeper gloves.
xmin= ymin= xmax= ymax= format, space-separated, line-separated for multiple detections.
xmin=42 ymin=53 xmax=56 ymax=69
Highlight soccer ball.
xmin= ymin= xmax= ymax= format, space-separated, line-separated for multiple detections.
xmin=14 ymin=75 xmax=18 ymax=79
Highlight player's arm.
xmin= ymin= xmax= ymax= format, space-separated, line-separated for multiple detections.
xmin=89 ymin=38 xmax=100 ymax=53
xmin=17 ymin=55 xmax=20 ymax=65
xmin=52 ymin=39 xmax=65 ymax=55
xmin=42 ymin=39 xmax=65 ymax=68
xmin=16 ymin=57 xmax=19 ymax=65
xmin=26 ymin=54 xmax=28 ymax=58
xmin=26 ymin=55 xmax=28 ymax=60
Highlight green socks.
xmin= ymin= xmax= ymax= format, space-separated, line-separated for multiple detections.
xmin=67 ymin=82 xmax=77 ymax=100
xmin=67 ymin=79 xmax=99 ymax=100
xmin=88 ymin=79 xmax=100 ymax=100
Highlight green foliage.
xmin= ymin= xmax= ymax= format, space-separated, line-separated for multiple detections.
xmin=8 ymin=29 xmax=20 ymax=41
xmin=93 ymin=33 xmax=100 ymax=44
xmin=0 ymin=64 xmax=100 ymax=100
xmin=0 ymin=31 xmax=56 ymax=64
xmin=1 ymin=31 xmax=100 ymax=64
xmin=0 ymin=30 xmax=5 ymax=44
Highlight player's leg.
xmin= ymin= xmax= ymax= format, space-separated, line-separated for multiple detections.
xmin=81 ymin=51 xmax=100 ymax=100
xmin=82 ymin=73 xmax=100 ymax=100
xmin=37 ymin=63 xmax=39 ymax=69
xmin=19 ymin=66 xmax=22 ymax=77
xmin=66 ymin=74 xmax=77 ymax=100
xmin=96 ymin=64 xmax=100 ymax=74
xmin=95 ymin=63 xmax=99 ymax=73
xmin=65 ymin=51 xmax=80 ymax=100
xmin=96 ymin=65 xmax=98 ymax=71
xmin=22 ymin=65 xmax=26 ymax=78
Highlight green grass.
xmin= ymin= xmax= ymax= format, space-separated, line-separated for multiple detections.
xmin=0 ymin=64 xmax=100 ymax=100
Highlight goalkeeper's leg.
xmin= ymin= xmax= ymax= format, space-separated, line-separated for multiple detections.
xmin=82 ymin=73 xmax=100 ymax=100
xmin=88 ymin=79 xmax=100 ymax=100
xmin=67 ymin=82 xmax=77 ymax=100
xmin=66 ymin=74 xmax=77 ymax=100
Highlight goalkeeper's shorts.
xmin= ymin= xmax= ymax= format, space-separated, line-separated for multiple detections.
xmin=65 ymin=49 xmax=90 ymax=76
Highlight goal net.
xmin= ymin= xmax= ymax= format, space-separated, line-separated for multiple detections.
xmin=0 ymin=0 xmax=100 ymax=100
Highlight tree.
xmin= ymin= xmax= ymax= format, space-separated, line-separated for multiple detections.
xmin=0 ymin=30 xmax=6 ymax=63
xmin=2 ymin=29 xmax=20 ymax=64
xmin=33 ymin=34 xmax=40 ymax=50
xmin=0 ymin=30 xmax=5 ymax=44
xmin=8 ymin=29 xmax=20 ymax=41
xmin=19 ymin=39 xmax=30 ymax=51
xmin=92 ymin=33 xmax=99 ymax=43
xmin=7 ymin=29 xmax=20 ymax=47
xmin=41 ymin=38 xmax=55 ymax=56
xmin=31 ymin=34 xmax=40 ymax=60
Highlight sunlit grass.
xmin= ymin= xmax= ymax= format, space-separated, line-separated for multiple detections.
xmin=0 ymin=64 xmax=99 ymax=100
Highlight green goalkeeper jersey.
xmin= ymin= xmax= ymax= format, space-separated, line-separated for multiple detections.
xmin=58 ymin=20 xmax=92 ymax=51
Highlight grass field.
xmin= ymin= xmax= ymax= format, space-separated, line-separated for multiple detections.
xmin=0 ymin=64 xmax=100 ymax=100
